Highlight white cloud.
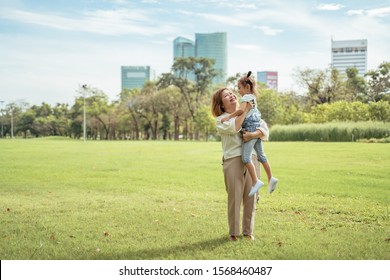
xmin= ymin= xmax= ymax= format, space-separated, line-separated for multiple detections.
xmin=233 ymin=44 xmax=260 ymax=50
xmin=316 ymin=3 xmax=345 ymax=11
xmin=347 ymin=9 xmax=365 ymax=16
xmin=253 ymin=25 xmax=283 ymax=36
xmin=177 ymin=9 xmax=244 ymax=26
xmin=366 ymin=6 xmax=390 ymax=17
xmin=347 ymin=6 xmax=390 ymax=18
xmin=0 ymin=8 xmax=178 ymax=36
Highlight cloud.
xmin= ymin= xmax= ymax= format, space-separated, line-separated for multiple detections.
xmin=347 ymin=9 xmax=365 ymax=16
xmin=0 ymin=8 xmax=178 ymax=36
xmin=177 ymin=9 xmax=244 ymax=26
xmin=253 ymin=25 xmax=283 ymax=36
xmin=346 ymin=6 xmax=390 ymax=18
xmin=366 ymin=6 xmax=390 ymax=18
xmin=233 ymin=44 xmax=260 ymax=50
xmin=316 ymin=3 xmax=345 ymax=11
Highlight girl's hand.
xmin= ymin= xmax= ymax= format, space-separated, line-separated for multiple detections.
xmin=244 ymin=101 xmax=254 ymax=113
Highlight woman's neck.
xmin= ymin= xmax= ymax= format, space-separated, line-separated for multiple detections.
xmin=225 ymin=106 xmax=237 ymax=114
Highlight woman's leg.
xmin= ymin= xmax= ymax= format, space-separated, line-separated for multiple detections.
xmin=223 ymin=156 xmax=246 ymax=237
xmin=242 ymin=155 xmax=259 ymax=236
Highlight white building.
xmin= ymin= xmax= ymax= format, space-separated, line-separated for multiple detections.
xmin=331 ymin=39 xmax=367 ymax=77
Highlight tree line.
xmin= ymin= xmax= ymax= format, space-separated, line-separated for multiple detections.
xmin=1 ymin=59 xmax=389 ymax=140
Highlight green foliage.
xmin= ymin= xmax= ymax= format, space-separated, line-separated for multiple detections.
xmin=2 ymin=61 xmax=389 ymax=141
xmin=365 ymin=61 xmax=390 ymax=102
xmin=1 ymin=139 xmax=389 ymax=259
xmin=270 ymin=121 xmax=390 ymax=142
xmin=309 ymin=101 xmax=390 ymax=123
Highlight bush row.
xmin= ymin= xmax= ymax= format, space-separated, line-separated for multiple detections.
xmin=269 ymin=122 xmax=390 ymax=142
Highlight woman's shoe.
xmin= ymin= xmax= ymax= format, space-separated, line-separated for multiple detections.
xmin=229 ymin=235 xmax=238 ymax=241
xmin=243 ymin=234 xmax=255 ymax=240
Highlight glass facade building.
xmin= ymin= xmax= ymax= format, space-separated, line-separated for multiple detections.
xmin=195 ymin=32 xmax=227 ymax=85
xmin=172 ymin=32 xmax=227 ymax=85
xmin=173 ymin=37 xmax=196 ymax=81
xmin=121 ymin=66 xmax=155 ymax=91
xmin=331 ymin=39 xmax=367 ymax=77
xmin=173 ymin=37 xmax=195 ymax=58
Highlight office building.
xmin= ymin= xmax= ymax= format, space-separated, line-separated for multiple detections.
xmin=195 ymin=32 xmax=227 ymax=84
xmin=121 ymin=66 xmax=155 ymax=91
xmin=257 ymin=71 xmax=278 ymax=91
xmin=173 ymin=37 xmax=195 ymax=58
xmin=173 ymin=37 xmax=196 ymax=81
xmin=172 ymin=32 xmax=227 ymax=85
xmin=331 ymin=39 xmax=367 ymax=77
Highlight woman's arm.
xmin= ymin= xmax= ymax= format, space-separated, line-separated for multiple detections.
xmin=242 ymin=129 xmax=264 ymax=143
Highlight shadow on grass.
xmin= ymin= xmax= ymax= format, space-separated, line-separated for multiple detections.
xmin=99 ymin=236 xmax=230 ymax=260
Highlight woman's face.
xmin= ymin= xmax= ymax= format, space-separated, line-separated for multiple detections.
xmin=221 ymin=89 xmax=237 ymax=113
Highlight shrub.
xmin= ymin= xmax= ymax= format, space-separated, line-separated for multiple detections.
xmin=270 ymin=121 xmax=390 ymax=142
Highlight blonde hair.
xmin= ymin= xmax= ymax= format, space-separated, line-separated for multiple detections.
xmin=238 ymin=71 xmax=257 ymax=95
xmin=211 ymin=87 xmax=229 ymax=117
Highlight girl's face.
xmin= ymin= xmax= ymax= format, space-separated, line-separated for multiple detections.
xmin=221 ymin=89 xmax=237 ymax=112
xmin=237 ymin=82 xmax=249 ymax=97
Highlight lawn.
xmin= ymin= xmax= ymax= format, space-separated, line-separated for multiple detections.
xmin=0 ymin=138 xmax=389 ymax=260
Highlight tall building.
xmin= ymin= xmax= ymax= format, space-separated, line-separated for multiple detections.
xmin=173 ymin=37 xmax=195 ymax=58
xmin=121 ymin=66 xmax=155 ymax=91
xmin=257 ymin=71 xmax=278 ymax=91
xmin=172 ymin=32 xmax=227 ymax=85
xmin=173 ymin=37 xmax=196 ymax=81
xmin=195 ymin=32 xmax=227 ymax=85
xmin=331 ymin=39 xmax=367 ymax=77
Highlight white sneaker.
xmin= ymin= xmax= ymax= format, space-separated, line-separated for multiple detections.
xmin=268 ymin=177 xmax=278 ymax=194
xmin=249 ymin=180 xmax=264 ymax=197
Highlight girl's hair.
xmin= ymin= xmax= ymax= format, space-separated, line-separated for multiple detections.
xmin=211 ymin=87 xmax=229 ymax=117
xmin=238 ymin=71 xmax=257 ymax=95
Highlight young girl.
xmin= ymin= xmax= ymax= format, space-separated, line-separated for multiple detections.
xmin=221 ymin=71 xmax=278 ymax=197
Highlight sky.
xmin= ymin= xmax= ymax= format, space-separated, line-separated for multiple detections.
xmin=0 ymin=0 xmax=390 ymax=106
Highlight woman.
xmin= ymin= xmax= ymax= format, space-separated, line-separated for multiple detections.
xmin=211 ymin=87 xmax=266 ymax=241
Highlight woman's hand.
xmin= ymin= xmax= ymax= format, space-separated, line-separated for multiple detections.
xmin=242 ymin=129 xmax=264 ymax=143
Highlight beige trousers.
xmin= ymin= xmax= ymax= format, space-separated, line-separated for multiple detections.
xmin=222 ymin=155 xmax=260 ymax=237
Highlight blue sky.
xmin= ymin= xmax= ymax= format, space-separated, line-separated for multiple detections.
xmin=1 ymin=0 xmax=390 ymax=106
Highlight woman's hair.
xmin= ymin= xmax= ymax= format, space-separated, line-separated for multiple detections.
xmin=238 ymin=71 xmax=257 ymax=95
xmin=211 ymin=87 xmax=229 ymax=117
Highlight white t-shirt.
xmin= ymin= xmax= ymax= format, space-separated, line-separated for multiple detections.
xmin=240 ymin=94 xmax=257 ymax=118
xmin=216 ymin=113 xmax=257 ymax=160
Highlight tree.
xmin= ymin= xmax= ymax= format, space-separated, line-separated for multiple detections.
xmin=158 ymin=57 xmax=218 ymax=119
xmin=294 ymin=67 xmax=343 ymax=105
xmin=365 ymin=61 xmax=390 ymax=102
xmin=344 ymin=67 xmax=367 ymax=102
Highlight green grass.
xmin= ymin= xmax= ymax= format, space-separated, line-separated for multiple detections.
xmin=1 ymin=139 xmax=390 ymax=260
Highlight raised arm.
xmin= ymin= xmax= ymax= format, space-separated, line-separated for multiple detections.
xmin=234 ymin=102 xmax=252 ymax=131
xmin=220 ymin=102 xmax=245 ymax=123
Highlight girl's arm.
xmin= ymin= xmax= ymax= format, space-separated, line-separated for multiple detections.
xmin=234 ymin=102 xmax=252 ymax=131
xmin=220 ymin=102 xmax=247 ymax=123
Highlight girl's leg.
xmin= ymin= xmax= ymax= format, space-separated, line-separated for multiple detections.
xmin=254 ymin=139 xmax=278 ymax=193
xmin=243 ymin=139 xmax=264 ymax=196
xmin=253 ymin=139 xmax=272 ymax=182
xmin=242 ymin=139 xmax=259 ymax=185
xmin=245 ymin=161 xmax=258 ymax=186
